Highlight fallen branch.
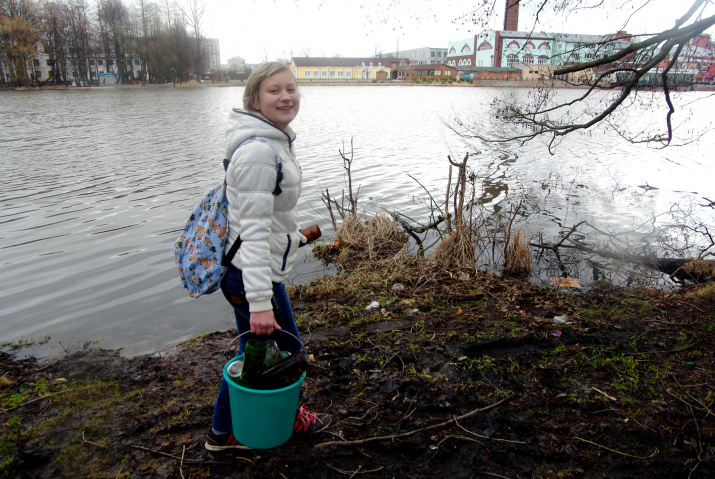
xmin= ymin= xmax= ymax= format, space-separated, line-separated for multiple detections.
xmin=314 ymin=394 xmax=514 ymax=448
xmin=574 ymin=436 xmax=659 ymax=459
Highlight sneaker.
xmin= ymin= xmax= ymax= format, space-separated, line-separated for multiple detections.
xmin=204 ymin=430 xmax=251 ymax=451
xmin=293 ymin=406 xmax=331 ymax=433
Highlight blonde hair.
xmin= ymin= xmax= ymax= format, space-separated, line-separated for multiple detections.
xmin=243 ymin=62 xmax=292 ymax=112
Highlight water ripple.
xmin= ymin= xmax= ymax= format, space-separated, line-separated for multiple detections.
xmin=0 ymin=86 xmax=712 ymax=358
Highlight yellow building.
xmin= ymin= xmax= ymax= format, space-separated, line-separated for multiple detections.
xmin=290 ymin=57 xmax=407 ymax=81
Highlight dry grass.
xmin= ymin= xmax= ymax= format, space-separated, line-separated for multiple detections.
xmin=334 ymin=214 xmax=407 ymax=260
xmin=429 ymin=227 xmax=475 ymax=270
xmin=504 ymin=228 xmax=532 ymax=276
xmin=676 ymin=259 xmax=715 ymax=282
xmin=683 ymin=281 xmax=715 ymax=301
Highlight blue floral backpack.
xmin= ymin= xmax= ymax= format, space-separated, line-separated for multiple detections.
xmin=171 ymin=137 xmax=282 ymax=298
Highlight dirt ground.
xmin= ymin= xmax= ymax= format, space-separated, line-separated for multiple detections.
xmin=1 ymin=264 xmax=713 ymax=478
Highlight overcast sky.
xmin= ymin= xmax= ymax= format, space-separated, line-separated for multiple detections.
xmin=200 ymin=0 xmax=712 ymax=64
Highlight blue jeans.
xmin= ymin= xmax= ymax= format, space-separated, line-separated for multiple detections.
xmin=211 ymin=265 xmax=303 ymax=434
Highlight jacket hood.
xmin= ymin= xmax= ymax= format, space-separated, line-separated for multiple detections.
xmin=225 ymin=109 xmax=296 ymax=159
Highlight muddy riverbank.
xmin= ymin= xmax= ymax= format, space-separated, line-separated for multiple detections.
xmin=1 ymin=256 xmax=713 ymax=478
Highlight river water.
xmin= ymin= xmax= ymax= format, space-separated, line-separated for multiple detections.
xmin=1 ymin=85 xmax=713 ymax=358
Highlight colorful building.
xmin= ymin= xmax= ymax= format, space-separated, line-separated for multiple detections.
xmin=290 ymin=57 xmax=408 ymax=81
xmin=446 ymin=37 xmax=476 ymax=68
xmin=405 ymin=63 xmax=458 ymax=80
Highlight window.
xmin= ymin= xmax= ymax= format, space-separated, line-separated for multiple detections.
xmin=585 ymin=53 xmax=594 ymax=59
xmin=346 ymin=71 xmax=352 ymax=79
xmin=467 ymin=59 xmax=472 ymax=66
xmin=305 ymin=70 xmax=311 ymax=78
xmin=449 ymin=46 xmax=456 ymax=54
xmin=321 ymin=70 xmax=327 ymax=78
xmin=329 ymin=70 xmax=335 ymax=78
xmin=445 ymin=70 xmax=451 ymax=76
xmin=134 ymin=59 xmax=140 ymax=65
xmin=478 ymin=41 xmax=493 ymax=51
xmin=89 ymin=60 xmax=95 ymax=65
xmin=98 ymin=60 xmax=104 ymax=65
xmin=538 ymin=55 xmax=549 ymax=64
xmin=435 ymin=70 xmax=441 ymax=75
xmin=524 ymin=42 xmax=535 ymax=50
xmin=570 ymin=53 xmax=580 ymax=61
xmin=461 ymin=44 xmax=472 ymax=53
xmin=46 ymin=59 xmax=53 ymax=66
xmin=523 ymin=55 xmax=534 ymax=64
xmin=507 ymin=54 xmax=518 ymax=66
xmin=431 ymin=51 xmax=435 ymax=57
xmin=507 ymin=41 xmax=520 ymax=49
xmin=33 ymin=59 xmax=40 ymax=66
xmin=538 ymin=42 xmax=550 ymax=50
xmin=338 ymin=71 xmax=343 ymax=78
xmin=313 ymin=70 xmax=318 ymax=77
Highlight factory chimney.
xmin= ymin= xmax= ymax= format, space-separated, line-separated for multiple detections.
xmin=504 ymin=0 xmax=519 ymax=31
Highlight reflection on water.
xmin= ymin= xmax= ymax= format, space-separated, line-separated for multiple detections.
xmin=0 ymin=86 xmax=713 ymax=358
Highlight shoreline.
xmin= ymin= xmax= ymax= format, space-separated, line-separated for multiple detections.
xmin=1 ymin=257 xmax=713 ymax=478
xmin=7 ymin=80 xmax=715 ymax=91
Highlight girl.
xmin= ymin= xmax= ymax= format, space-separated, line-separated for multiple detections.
xmin=206 ymin=62 xmax=330 ymax=451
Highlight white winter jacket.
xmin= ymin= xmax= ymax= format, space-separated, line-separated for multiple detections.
xmin=223 ymin=109 xmax=303 ymax=312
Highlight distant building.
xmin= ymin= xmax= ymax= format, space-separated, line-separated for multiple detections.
xmin=291 ymin=57 xmax=409 ymax=80
xmin=227 ymin=56 xmax=246 ymax=71
xmin=200 ymin=38 xmax=221 ymax=79
xmin=405 ymin=63 xmax=458 ymax=80
xmin=382 ymin=47 xmax=448 ymax=65
xmin=447 ymin=38 xmax=476 ymax=68
xmin=446 ymin=2 xmax=636 ymax=81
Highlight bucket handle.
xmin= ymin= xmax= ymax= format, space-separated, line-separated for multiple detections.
xmin=223 ymin=329 xmax=303 ymax=357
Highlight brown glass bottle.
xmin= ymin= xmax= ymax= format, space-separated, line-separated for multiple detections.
xmin=260 ymin=349 xmax=310 ymax=389
xmin=299 ymin=224 xmax=321 ymax=247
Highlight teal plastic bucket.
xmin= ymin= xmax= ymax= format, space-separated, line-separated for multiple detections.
xmin=223 ymin=355 xmax=306 ymax=449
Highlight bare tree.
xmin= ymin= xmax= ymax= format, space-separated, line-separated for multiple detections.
xmin=38 ymin=0 xmax=69 ymax=83
xmin=178 ymin=0 xmax=205 ymax=77
xmin=64 ymin=0 xmax=93 ymax=84
xmin=97 ymin=0 xmax=134 ymax=83
xmin=451 ymin=0 xmax=715 ymax=152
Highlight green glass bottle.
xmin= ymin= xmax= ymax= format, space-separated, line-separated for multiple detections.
xmin=238 ymin=339 xmax=267 ymax=389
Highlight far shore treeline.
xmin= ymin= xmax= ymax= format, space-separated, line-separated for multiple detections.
xmin=0 ymin=0 xmax=232 ymax=87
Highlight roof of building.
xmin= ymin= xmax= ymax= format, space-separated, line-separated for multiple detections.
xmin=292 ymin=57 xmax=404 ymax=67
xmin=466 ymin=67 xmax=521 ymax=73
xmin=409 ymin=63 xmax=456 ymax=71
xmin=499 ymin=30 xmax=617 ymax=44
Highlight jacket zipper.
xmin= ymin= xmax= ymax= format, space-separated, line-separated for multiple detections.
xmin=281 ymin=234 xmax=292 ymax=271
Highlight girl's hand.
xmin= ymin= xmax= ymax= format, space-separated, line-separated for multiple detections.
xmin=250 ymin=310 xmax=282 ymax=336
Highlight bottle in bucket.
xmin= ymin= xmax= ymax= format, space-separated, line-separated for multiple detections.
xmin=261 ymin=349 xmax=310 ymax=390
xmin=263 ymin=340 xmax=282 ymax=368
xmin=237 ymin=339 xmax=267 ymax=388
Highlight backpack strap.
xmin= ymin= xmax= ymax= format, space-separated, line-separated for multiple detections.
xmin=221 ymin=136 xmax=283 ymax=267
xmin=225 ymin=136 xmax=283 ymax=195
xmin=222 ymin=236 xmax=242 ymax=267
